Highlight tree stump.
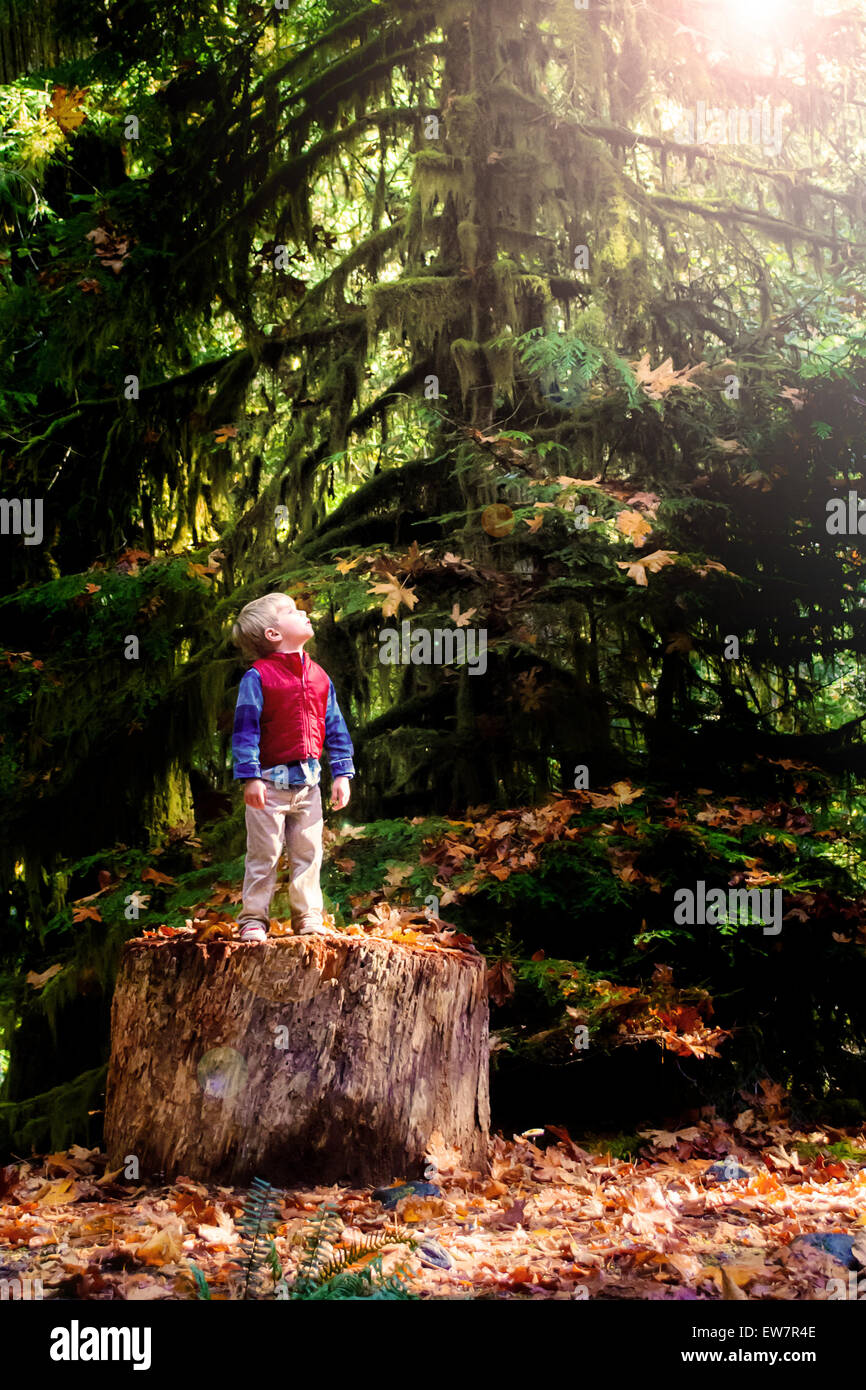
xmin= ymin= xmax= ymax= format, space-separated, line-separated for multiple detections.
xmin=104 ymin=934 xmax=490 ymax=1187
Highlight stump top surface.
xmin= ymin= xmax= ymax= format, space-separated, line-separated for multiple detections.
xmin=123 ymin=931 xmax=483 ymax=964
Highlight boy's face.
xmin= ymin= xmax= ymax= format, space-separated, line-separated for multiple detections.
xmin=263 ymin=596 xmax=314 ymax=652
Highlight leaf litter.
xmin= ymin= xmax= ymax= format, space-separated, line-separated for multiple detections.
xmin=2 ymin=1105 xmax=866 ymax=1300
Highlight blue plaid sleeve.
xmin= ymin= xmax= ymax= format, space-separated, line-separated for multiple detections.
xmin=324 ymin=680 xmax=355 ymax=778
xmin=232 ymin=668 xmax=263 ymax=780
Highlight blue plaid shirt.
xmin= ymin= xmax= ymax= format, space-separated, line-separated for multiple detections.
xmin=232 ymin=665 xmax=355 ymax=786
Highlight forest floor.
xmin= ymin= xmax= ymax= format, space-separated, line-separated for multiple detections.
xmin=2 ymin=1110 xmax=865 ymax=1301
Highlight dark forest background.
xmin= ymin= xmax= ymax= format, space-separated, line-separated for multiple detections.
xmin=4 ymin=0 xmax=866 ymax=1157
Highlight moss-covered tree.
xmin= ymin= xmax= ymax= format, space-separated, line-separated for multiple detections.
xmin=4 ymin=0 xmax=866 ymax=1140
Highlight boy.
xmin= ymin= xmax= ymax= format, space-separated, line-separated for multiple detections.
xmin=230 ymin=592 xmax=355 ymax=941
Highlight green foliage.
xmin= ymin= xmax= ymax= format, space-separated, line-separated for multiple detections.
xmin=0 ymin=1065 xmax=106 ymax=1155
xmin=236 ymin=1177 xmax=283 ymax=1301
xmin=4 ymin=0 xmax=866 ymax=1135
xmin=188 ymin=1261 xmax=212 ymax=1300
xmin=288 ymin=1200 xmax=421 ymax=1301
xmin=514 ymin=325 xmax=644 ymax=408
xmin=191 ymin=1191 xmax=424 ymax=1301
xmin=582 ymin=1133 xmax=645 ymax=1162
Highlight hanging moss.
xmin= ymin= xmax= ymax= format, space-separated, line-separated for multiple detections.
xmin=485 ymin=81 xmax=549 ymax=120
xmin=440 ymin=91 xmax=483 ymax=147
xmin=484 ymin=339 xmax=515 ymax=402
xmin=0 ymin=1065 xmax=107 ymax=1159
xmin=298 ymin=220 xmax=405 ymax=318
xmin=573 ymin=303 xmax=609 ymax=346
xmin=367 ymin=276 xmax=468 ymax=346
xmin=0 ymin=0 xmax=88 ymax=81
xmin=146 ymin=762 xmax=195 ymax=841
xmin=490 ymin=258 xmax=520 ymax=326
xmin=413 ymin=150 xmax=472 ymax=213
xmin=457 ymin=220 xmax=480 ymax=271
xmin=450 ymin=338 xmax=485 ymax=405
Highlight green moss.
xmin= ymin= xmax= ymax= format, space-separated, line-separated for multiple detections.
xmin=457 ymin=220 xmax=480 ymax=271
xmin=413 ymin=150 xmax=471 ymax=214
xmin=794 ymin=1140 xmax=866 ymax=1163
xmin=484 ymin=340 xmax=515 ymax=401
xmin=147 ymin=762 xmax=195 ymax=841
xmin=0 ymin=1065 xmax=107 ymax=1160
xmin=367 ymin=276 xmax=467 ymax=346
xmin=572 ymin=303 xmax=609 ymax=347
xmin=450 ymin=338 xmax=484 ymax=404
xmin=581 ymin=1132 xmax=646 ymax=1161
xmin=491 ymin=258 xmax=520 ymax=325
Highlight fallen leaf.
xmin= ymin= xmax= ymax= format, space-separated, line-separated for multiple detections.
xmin=141 ymin=867 xmax=177 ymax=886
xmin=34 ymin=1177 xmax=82 ymax=1207
xmin=629 ymin=353 xmax=706 ymax=399
xmin=367 ymin=576 xmax=419 ymax=618
xmin=451 ymin=603 xmax=478 ymax=627
xmin=586 ymin=781 xmax=644 ymax=809
xmin=135 ymin=1223 xmax=185 ymax=1266
xmin=616 ymin=509 xmax=652 ymax=547
xmin=26 ymin=964 xmax=62 ymax=989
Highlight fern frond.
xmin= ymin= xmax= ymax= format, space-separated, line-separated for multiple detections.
xmin=601 ymin=346 xmax=645 ymax=407
xmin=299 ymin=1263 xmax=380 ymax=1300
xmin=237 ymin=1176 xmax=284 ymax=1300
xmin=188 ymin=1261 xmax=212 ymax=1300
xmin=312 ymin=1227 xmax=422 ymax=1283
xmin=294 ymin=1200 xmax=343 ymax=1284
xmin=367 ymin=1260 xmax=419 ymax=1300
xmin=267 ymin=1238 xmax=283 ymax=1285
xmin=297 ymin=1254 xmax=418 ymax=1300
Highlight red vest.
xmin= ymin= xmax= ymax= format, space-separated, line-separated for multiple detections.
xmin=252 ymin=651 xmax=331 ymax=768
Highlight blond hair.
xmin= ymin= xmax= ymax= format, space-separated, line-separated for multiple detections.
xmin=231 ymin=592 xmax=292 ymax=660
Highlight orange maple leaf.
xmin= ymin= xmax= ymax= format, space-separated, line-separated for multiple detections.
xmin=523 ymin=508 xmax=549 ymax=534
xmin=45 ymin=86 xmax=88 ymax=134
xmin=141 ymin=867 xmax=177 ymax=887
xmin=72 ymin=904 xmax=103 ymax=923
xmin=187 ymin=561 xmax=219 ymax=582
xmin=586 ymin=781 xmax=644 ymax=809
xmin=616 ymin=509 xmax=652 ymax=547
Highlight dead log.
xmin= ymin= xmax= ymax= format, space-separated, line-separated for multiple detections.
xmin=104 ymin=934 xmax=490 ymax=1187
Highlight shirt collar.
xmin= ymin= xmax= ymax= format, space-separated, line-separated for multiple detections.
xmin=270 ymin=649 xmax=306 ymax=669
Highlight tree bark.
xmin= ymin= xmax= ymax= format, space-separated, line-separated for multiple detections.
xmin=0 ymin=0 xmax=86 ymax=83
xmin=104 ymin=934 xmax=490 ymax=1187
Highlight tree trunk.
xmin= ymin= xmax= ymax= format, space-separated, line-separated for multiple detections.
xmin=104 ymin=934 xmax=490 ymax=1187
xmin=0 ymin=0 xmax=87 ymax=83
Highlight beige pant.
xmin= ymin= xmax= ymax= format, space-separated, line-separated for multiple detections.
xmin=238 ymin=782 xmax=324 ymax=931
